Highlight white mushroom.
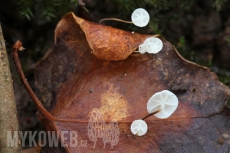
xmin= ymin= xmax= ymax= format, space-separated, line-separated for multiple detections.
xmin=139 ymin=37 xmax=163 ymax=54
xmin=147 ymin=90 xmax=178 ymax=119
xmin=131 ymin=8 xmax=150 ymax=27
xmin=130 ymin=119 xmax=148 ymax=136
xmin=138 ymin=43 xmax=149 ymax=54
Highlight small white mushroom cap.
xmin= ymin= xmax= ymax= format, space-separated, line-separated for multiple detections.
xmin=138 ymin=43 xmax=149 ymax=54
xmin=131 ymin=8 xmax=150 ymax=27
xmin=130 ymin=119 xmax=148 ymax=136
xmin=147 ymin=90 xmax=178 ymax=119
xmin=139 ymin=37 xmax=163 ymax=54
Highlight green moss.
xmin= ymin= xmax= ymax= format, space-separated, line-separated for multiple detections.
xmin=15 ymin=0 xmax=227 ymax=21
xmin=213 ymin=0 xmax=227 ymax=11
xmin=15 ymin=0 xmax=79 ymax=21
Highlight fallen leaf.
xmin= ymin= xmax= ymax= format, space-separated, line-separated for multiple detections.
xmin=34 ymin=12 xmax=230 ymax=152
xmin=55 ymin=14 xmax=149 ymax=61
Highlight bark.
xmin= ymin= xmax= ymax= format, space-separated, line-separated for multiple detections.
xmin=0 ymin=24 xmax=21 ymax=152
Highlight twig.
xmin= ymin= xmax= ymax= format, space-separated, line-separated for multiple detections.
xmin=99 ymin=18 xmax=133 ymax=24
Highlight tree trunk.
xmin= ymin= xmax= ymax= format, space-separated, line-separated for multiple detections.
xmin=0 ymin=24 xmax=21 ymax=152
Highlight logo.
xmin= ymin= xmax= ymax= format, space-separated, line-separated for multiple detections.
xmin=6 ymin=108 xmax=120 ymax=149
xmin=88 ymin=108 xmax=120 ymax=149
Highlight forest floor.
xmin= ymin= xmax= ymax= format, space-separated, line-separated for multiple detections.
xmin=0 ymin=0 xmax=230 ymax=148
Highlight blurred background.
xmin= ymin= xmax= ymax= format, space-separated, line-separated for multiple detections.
xmin=0 ymin=0 xmax=230 ymax=148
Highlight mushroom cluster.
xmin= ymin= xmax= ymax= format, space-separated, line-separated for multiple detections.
xmin=131 ymin=8 xmax=164 ymax=54
xmin=100 ymin=8 xmax=164 ymax=54
xmin=130 ymin=90 xmax=179 ymax=136
xmin=99 ymin=8 xmax=174 ymax=136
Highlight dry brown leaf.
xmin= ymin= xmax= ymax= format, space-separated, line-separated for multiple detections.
xmin=55 ymin=13 xmax=150 ymax=61
xmin=34 ymin=12 xmax=230 ymax=152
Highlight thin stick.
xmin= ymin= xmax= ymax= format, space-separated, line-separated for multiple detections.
xmin=99 ymin=18 xmax=133 ymax=24
xmin=12 ymin=40 xmax=85 ymax=123
xmin=142 ymin=110 xmax=161 ymax=120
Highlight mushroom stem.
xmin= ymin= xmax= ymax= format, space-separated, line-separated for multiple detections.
xmin=142 ymin=109 xmax=161 ymax=120
xmin=99 ymin=18 xmax=133 ymax=24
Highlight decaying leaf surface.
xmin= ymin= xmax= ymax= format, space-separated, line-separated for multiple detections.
xmin=55 ymin=14 xmax=150 ymax=61
xmin=35 ymin=12 xmax=230 ymax=152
